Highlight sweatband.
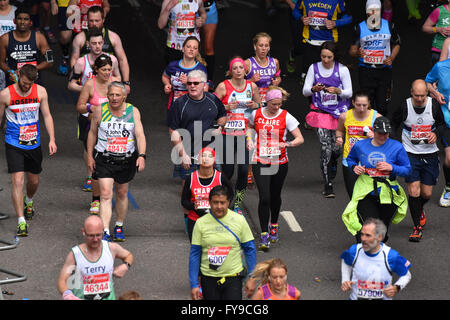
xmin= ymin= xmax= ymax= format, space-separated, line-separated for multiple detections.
xmin=229 ymin=58 xmax=246 ymax=72
xmin=266 ymin=89 xmax=282 ymax=101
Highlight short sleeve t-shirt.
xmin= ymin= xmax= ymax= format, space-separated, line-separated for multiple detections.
xmin=191 ymin=209 xmax=254 ymax=278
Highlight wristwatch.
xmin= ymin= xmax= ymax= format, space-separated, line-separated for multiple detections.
xmin=138 ymin=154 xmax=146 ymax=160
xmin=123 ymin=81 xmax=131 ymax=86
xmin=125 ymin=262 xmax=132 ymax=269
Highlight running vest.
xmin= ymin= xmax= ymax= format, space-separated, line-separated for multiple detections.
xmin=349 ymin=244 xmax=394 ymax=300
xmin=73 ymin=0 xmax=103 ymax=34
xmin=0 ymin=5 xmax=16 ymax=37
xmin=402 ymin=97 xmax=438 ymax=154
xmin=188 ymin=169 xmax=222 ymax=221
xmin=71 ymin=240 xmax=116 ymax=300
xmin=246 ymin=56 xmax=277 ymax=102
xmin=81 ymin=54 xmax=95 ymax=85
xmin=57 ymin=0 xmax=70 ymax=6
xmin=7 ymin=30 xmax=39 ymax=71
xmin=5 ymin=83 xmax=40 ymax=150
xmin=311 ymin=62 xmax=349 ymax=117
xmin=358 ymin=19 xmax=391 ymax=68
xmin=253 ymin=108 xmax=289 ymax=165
xmin=432 ymin=5 xmax=450 ymax=51
xmin=259 ymin=283 xmax=297 ymax=300
xmin=95 ymin=103 xmax=136 ymax=156
xmin=221 ymin=79 xmax=253 ymax=136
xmin=342 ymin=109 xmax=377 ymax=166
xmin=80 ymin=28 xmax=114 ymax=56
xmin=89 ymin=78 xmax=109 ymax=106
xmin=166 ymin=0 xmax=200 ymax=51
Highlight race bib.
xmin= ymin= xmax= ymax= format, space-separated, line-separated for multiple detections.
xmin=260 ymin=140 xmax=281 ymax=157
xmin=308 ymin=11 xmax=327 ymax=26
xmin=176 ymin=13 xmax=195 ymax=35
xmin=320 ymin=91 xmax=338 ymax=106
xmin=410 ymin=124 xmax=431 ymax=144
xmin=357 ymin=280 xmax=384 ymax=300
xmin=195 ymin=196 xmax=210 ymax=210
xmin=365 ymin=167 xmax=390 ymax=178
xmin=83 ymin=273 xmax=111 ymax=296
xmin=107 ymin=137 xmax=127 ymax=153
xmin=363 ymin=50 xmax=385 ymax=65
xmin=19 ymin=124 xmax=37 ymax=145
xmin=225 ymin=112 xmax=246 ymax=131
xmin=17 ymin=61 xmax=38 ymax=69
xmin=208 ymin=246 xmax=232 ymax=269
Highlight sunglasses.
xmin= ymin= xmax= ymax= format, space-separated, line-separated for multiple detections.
xmin=187 ymin=81 xmax=203 ymax=86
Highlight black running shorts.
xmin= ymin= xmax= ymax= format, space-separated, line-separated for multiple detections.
xmin=5 ymin=143 xmax=43 ymax=174
xmin=92 ymin=152 xmax=138 ymax=184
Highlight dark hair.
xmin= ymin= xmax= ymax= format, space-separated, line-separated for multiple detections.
xmin=15 ymin=6 xmax=32 ymax=19
xmin=209 ymin=185 xmax=231 ymax=201
xmin=92 ymin=54 xmax=112 ymax=75
xmin=320 ymin=41 xmax=341 ymax=63
xmin=19 ymin=64 xmax=38 ymax=82
xmin=352 ymin=90 xmax=371 ymax=101
xmin=87 ymin=5 xmax=104 ymax=19
xmin=86 ymin=27 xmax=103 ymax=41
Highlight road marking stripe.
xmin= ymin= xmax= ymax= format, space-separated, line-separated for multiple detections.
xmin=280 ymin=211 xmax=302 ymax=232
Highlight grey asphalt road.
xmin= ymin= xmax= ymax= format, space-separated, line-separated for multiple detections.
xmin=1 ymin=0 xmax=450 ymax=303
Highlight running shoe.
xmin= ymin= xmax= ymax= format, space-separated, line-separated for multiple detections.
xmin=439 ymin=186 xmax=450 ymax=207
xmin=259 ymin=232 xmax=270 ymax=252
xmin=24 ymin=197 xmax=34 ymax=220
xmin=102 ymin=232 xmax=112 ymax=242
xmin=89 ymin=200 xmax=100 ymax=215
xmin=269 ymin=223 xmax=279 ymax=243
xmin=83 ymin=177 xmax=93 ymax=192
xmin=233 ymin=206 xmax=243 ymax=215
xmin=408 ymin=226 xmax=423 ymax=242
xmin=322 ymin=182 xmax=335 ymax=198
xmin=16 ymin=221 xmax=28 ymax=237
xmin=419 ymin=209 xmax=426 ymax=228
xmin=57 ymin=59 xmax=69 ymax=76
xmin=113 ymin=225 xmax=126 ymax=242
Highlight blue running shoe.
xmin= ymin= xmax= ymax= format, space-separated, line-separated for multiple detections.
xmin=102 ymin=232 xmax=112 ymax=242
xmin=258 ymin=232 xmax=270 ymax=252
xmin=269 ymin=223 xmax=279 ymax=243
xmin=113 ymin=225 xmax=126 ymax=242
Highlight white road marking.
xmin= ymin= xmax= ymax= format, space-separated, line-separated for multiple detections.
xmin=280 ymin=211 xmax=303 ymax=232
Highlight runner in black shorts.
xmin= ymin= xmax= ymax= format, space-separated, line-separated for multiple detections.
xmin=50 ymin=0 xmax=72 ymax=75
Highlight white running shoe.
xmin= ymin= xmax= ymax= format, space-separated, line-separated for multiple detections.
xmin=439 ymin=187 xmax=450 ymax=207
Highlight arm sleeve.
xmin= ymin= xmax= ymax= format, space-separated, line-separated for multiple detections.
xmin=335 ymin=14 xmax=352 ymax=27
xmin=181 ymin=175 xmax=195 ymax=211
xmin=167 ymin=99 xmax=181 ymax=129
xmin=341 ymin=259 xmax=353 ymax=283
xmin=390 ymin=101 xmax=407 ymax=140
xmin=391 ymin=143 xmax=411 ymax=177
xmin=302 ymin=64 xmax=315 ymax=97
xmin=292 ymin=0 xmax=302 ymax=20
xmin=389 ymin=22 xmax=401 ymax=46
xmin=432 ymin=99 xmax=446 ymax=138
xmin=338 ymin=64 xmax=353 ymax=99
xmin=345 ymin=141 xmax=361 ymax=169
xmin=394 ymin=271 xmax=412 ymax=291
xmin=241 ymin=240 xmax=257 ymax=275
xmin=188 ymin=244 xmax=202 ymax=289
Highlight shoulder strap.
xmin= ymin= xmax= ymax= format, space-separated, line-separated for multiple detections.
xmin=287 ymin=284 xmax=296 ymax=299
xmin=209 ymin=211 xmax=241 ymax=247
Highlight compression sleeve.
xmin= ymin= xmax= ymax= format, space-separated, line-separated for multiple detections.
xmin=181 ymin=175 xmax=195 ymax=211
xmin=189 ymin=244 xmax=202 ymax=288
xmin=302 ymin=64 xmax=315 ymax=97
xmin=241 ymin=240 xmax=257 ymax=275
xmin=341 ymin=259 xmax=353 ymax=283
xmin=335 ymin=14 xmax=352 ymax=27
xmin=391 ymin=142 xmax=411 ymax=177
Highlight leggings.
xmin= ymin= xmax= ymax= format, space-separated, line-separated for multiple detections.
xmin=222 ymin=134 xmax=249 ymax=193
xmin=253 ymin=162 xmax=289 ymax=233
xmin=316 ymin=128 xmax=341 ymax=185
xmin=342 ymin=164 xmax=359 ymax=198
xmin=200 ymin=273 xmax=243 ymax=300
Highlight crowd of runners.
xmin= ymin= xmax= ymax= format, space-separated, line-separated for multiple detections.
xmin=2 ymin=0 xmax=450 ymax=301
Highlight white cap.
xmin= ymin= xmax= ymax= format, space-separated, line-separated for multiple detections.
xmin=366 ymin=0 xmax=381 ymax=11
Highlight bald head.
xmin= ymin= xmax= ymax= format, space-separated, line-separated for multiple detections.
xmin=83 ymin=215 xmax=104 ymax=234
xmin=411 ymin=79 xmax=428 ymax=107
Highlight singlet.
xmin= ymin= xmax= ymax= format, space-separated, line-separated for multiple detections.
xmin=188 ymin=169 xmax=222 ymax=221
xmin=7 ymin=30 xmax=39 ymax=71
xmin=259 ymin=283 xmax=298 ymax=300
xmin=95 ymin=102 xmax=136 ymax=156
xmin=166 ymin=0 xmax=200 ymax=51
xmin=163 ymin=59 xmax=207 ymax=109
xmin=246 ymin=56 xmax=277 ymax=103
xmin=89 ymin=78 xmax=109 ymax=106
xmin=251 ymin=108 xmax=299 ymax=165
xmin=57 ymin=0 xmax=71 ymax=7
xmin=71 ymin=240 xmax=116 ymax=300
xmin=73 ymin=0 xmax=103 ymax=34
xmin=358 ymin=19 xmax=392 ymax=69
xmin=5 ymin=83 xmax=40 ymax=150
xmin=342 ymin=109 xmax=377 ymax=166
xmin=402 ymin=97 xmax=439 ymax=155
xmin=81 ymin=54 xmax=95 ymax=85
xmin=431 ymin=5 xmax=450 ymax=52
xmin=0 ymin=5 xmax=16 ymax=37
xmin=80 ymin=28 xmax=114 ymax=56
xmin=221 ymin=80 xmax=253 ymax=136
xmin=311 ymin=62 xmax=349 ymax=117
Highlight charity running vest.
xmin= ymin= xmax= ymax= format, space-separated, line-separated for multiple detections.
xmin=95 ymin=103 xmax=136 ymax=156
xmin=71 ymin=240 xmax=115 ymax=300
xmin=253 ymin=108 xmax=289 ymax=165
xmin=188 ymin=169 xmax=222 ymax=221
xmin=350 ymin=244 xmax=394 ymax=300
xmin=259 ymin=283 xmax=297 ymax=300
xmin=221 ymin=79 xmax=253 ymax=136
xmin=402 ymin=97 xmax=438 ymax=154
xmin=342 ymin=109 xmax=377 ymax=166
xmin=0 ymin=5 xmax=16 ymax=37
xmin=359 ymin=19 xmax=391 ymax=68
xmin=7 ymin=30 xmax=39 ymax=71
xmin=167 ymin=0 xmax=200 ymax=51
xmin=5 ymin=83 xmax=40 ymax=149
xmin=246 ymin=56 xmax=277 ymax=102
xmin=73 ymin=0 xmax=103 ymax=34
xmin=432 ymin=5 xmax=450 ymax=51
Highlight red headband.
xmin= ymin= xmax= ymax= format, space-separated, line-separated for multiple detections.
xmin=229 ymin=58 xmax=246 ymax=73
